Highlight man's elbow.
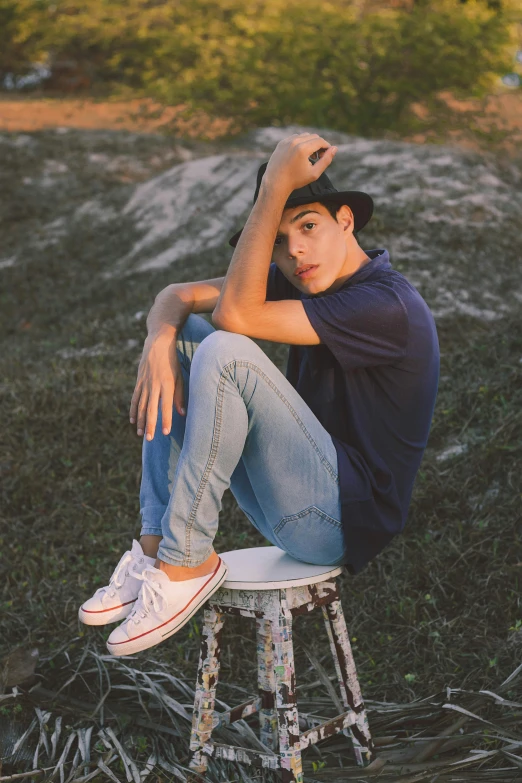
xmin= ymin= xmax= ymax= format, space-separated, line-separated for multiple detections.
xmin=212 ymin=308 xmax=241 ymax=332
xmin=213 ymin=302 xmax=265 ymax=332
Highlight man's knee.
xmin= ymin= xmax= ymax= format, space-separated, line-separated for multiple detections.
xmin=190 ymin=328 xmax=259 ymax=373
xmin=197 ymin=328 xmax=255 ymax=355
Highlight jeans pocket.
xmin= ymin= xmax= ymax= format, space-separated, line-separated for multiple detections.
xmin=273 ymin=505 xmax=346 ymax=566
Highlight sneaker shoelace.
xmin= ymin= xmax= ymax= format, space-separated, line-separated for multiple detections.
xmin=94 ymin=549 xmax=144 ymax=601
xmin=126 ymin=568 xmax=166 ymax=625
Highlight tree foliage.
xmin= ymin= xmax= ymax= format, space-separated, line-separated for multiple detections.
xmin=0 ymin=0 xmax=519 ymax=136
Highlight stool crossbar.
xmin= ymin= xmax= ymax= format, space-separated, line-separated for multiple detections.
xmin=188 ymin=547 xmax=373 ymax=782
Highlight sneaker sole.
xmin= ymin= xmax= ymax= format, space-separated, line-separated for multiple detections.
xmin=78 ymin=598 xmax=136 ymax=626
xmin=106 ymin=559 xmax=229 ymax=656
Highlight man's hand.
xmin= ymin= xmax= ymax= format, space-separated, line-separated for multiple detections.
xmin=129 ymin=328 xmax=186 ymax=441
xmin=263 ymin=132 xmax=338 ymax=195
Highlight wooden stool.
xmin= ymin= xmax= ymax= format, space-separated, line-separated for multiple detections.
xmin=188 ymin=546 xmax=373 ymax=782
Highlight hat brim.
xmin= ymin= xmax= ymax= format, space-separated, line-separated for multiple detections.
xmin=228 ymin=191 xmax=374 ymax=248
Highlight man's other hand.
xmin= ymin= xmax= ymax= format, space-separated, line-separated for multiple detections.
xmin=129 ymin=329 xmax=185 ymax=441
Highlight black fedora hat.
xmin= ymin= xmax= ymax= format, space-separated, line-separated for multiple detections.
xmin=228 ymin=160 xmax=374 ymax=248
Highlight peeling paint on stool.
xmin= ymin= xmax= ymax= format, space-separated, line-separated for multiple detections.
xmin=188 ymin=576 xmax=373 ymax=782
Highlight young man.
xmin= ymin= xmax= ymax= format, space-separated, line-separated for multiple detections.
xmin=79 ymin=133 xmax=439 ymax=656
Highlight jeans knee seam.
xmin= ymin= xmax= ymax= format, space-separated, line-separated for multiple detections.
xmin=222 ymin=359 xmax=339 ymax=484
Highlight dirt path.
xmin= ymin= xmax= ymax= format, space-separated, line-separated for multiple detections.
xmin=0 ymin=95 xmax=234 ymax=138
xmin=0 ymin=89 xmax=520 ymax=152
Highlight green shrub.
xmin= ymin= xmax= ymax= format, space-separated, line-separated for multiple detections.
xmin=0 ymin=0 xmax=519 ymax=137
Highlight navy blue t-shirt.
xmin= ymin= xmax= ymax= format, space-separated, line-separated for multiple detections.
xmin=266 ymin=248 xmax=440 ymax=575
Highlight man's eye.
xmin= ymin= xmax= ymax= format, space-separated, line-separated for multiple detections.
xmin=274 ymin=237 xmax=282 ymax=245
xmin=304 ymin=222 xmax=316 ymax=230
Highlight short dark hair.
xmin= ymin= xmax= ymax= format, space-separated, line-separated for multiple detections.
xmin=321 ymin=200 xmax=359 ymax=241
xmin=321 ymin=200 xmax=341 ymax=222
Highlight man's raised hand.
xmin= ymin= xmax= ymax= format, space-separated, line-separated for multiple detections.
xmin=263 ymin=132 xmax=338 ymax=195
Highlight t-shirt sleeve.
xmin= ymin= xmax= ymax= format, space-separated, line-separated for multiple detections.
xmin=266 ymin=262 xmax=300 ymax=301
xmin=301 ymin=282 xmax=409 ymax=369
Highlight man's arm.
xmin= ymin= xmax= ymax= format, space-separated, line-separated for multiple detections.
xmin=159 ymin=277 xmax=319 ymax=346
xmin=182 ymin=276 xmax=226 ymax=315
xmin=212 ymin=132 xmax=336 ymax=345
xmin=212 ymin=183 xmax=321 ymax=345
xmin=130 ymin=277 xmax=225 ymax=441
xmin=216 ymin=299 xmax=322 ymax=345
xmin=147 ymin=276 xmax=226 ymax=333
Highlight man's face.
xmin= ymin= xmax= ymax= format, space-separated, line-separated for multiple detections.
xmin=272 ymin=201 xmax=354 ymax=295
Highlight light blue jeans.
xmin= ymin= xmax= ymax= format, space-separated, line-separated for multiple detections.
xmin=139 ymin=314 xmax=347 ymax=568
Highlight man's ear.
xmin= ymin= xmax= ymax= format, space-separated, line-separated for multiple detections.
xmin=337 ymin=204 xmax=355 ymax=233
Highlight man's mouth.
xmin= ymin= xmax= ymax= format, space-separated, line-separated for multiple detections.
xmin=295 ymin=264 xmax=318 ymax=278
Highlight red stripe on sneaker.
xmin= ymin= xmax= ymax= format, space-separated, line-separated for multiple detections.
xmin=109 ymin=558 xmax=225 ymax=645
xmin=81 ymin=598 xmax=136 ymax=614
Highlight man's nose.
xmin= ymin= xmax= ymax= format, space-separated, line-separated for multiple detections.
xmin=287 ymin=238 xmax=305 ymax=258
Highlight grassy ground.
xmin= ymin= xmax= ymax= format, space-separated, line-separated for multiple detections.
xmin=1 ymin=121 xmax=521 ymax=780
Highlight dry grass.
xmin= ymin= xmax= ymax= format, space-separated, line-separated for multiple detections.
xmin=1 ymin=641 xmax=522 ymax=781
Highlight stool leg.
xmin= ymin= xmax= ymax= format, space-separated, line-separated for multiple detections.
xmin=188 ymin=606 xmax=225 ymax=777
xmin=256 ymin=617 xmax=279 ymax=750
xmin=321 ymin=600 xmax=373 ymax=766
xmin=269 ymin=606 xmax=303 ymax=783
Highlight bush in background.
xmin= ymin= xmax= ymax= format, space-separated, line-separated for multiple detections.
xmin=0 ymin=0 xmax=519 ymax=137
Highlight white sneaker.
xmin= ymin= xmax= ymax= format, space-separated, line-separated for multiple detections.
xmin=106 ymin=557 xmax=229 ymax=656
xmin=78 ymin=540 xmax=156 ymax=626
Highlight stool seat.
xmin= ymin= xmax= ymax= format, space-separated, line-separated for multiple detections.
xmin=219 ymin=546 xmax=345 ymax=589
xmin=188 ymin=546 xmax=373 ymax=782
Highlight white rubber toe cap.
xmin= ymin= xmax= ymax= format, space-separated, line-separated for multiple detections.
xmin=107 ymin=621 xmax=132 ymax=646
xmin=78 ymin=594 xmax=136 ymax=626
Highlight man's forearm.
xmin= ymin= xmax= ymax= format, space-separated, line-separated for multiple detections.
xmin=146 ymin=284 xmax=194 ymax=338
xmin=214 ymin=179 xmax=290 ymax=323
